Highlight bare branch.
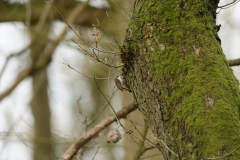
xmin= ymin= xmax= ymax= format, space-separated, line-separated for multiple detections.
xmin=92 ymin=146 xmax=100 ymax=160
xmin=0 ymin=37 xmax=32 ymax=79
xmin=60 ymin=101 xmax=137 ymax=160
xmin=0 ymin=54 xmax=14 ymax=78
xmin=62 ymin=59 xmax=116 ymax=80
xmin=151 ymin=135 xmax=178 ymax=158
xmin=228 ymin=58 xmax=240 ymax=67
xmin=0 ymin=67 xmax=32 ymax=101
xmin=218 ymin=0 xmax=240 ymax=9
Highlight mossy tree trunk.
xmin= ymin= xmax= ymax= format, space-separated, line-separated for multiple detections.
xmin=122 ymin=0 xmax=240 ymax=159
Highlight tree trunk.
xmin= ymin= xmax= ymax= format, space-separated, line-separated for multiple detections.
xmin=30 ymin=69 xmax=53 ymax=160
xmin=122 ymin=0 xmax=240 ymax=159
xmin=29 ymin=6 xmax=53 ymax=158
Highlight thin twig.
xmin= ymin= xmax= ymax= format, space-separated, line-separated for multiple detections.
xmin=105 ymin=11 xmax=120 ymax=45
xmin=127 ymin=131 xmax=156 ymax=148
xmin=0 ymin=45 xmax=30 ymax=85
xmin=94 ymin=77 xmax=122 ymax=126
xmin=151 ymin=134 xmax=178 ymax=158
xmin=87 ymin=103 xmax=108 ymax=127
xmin=62 ymin=59 xmax=116 ymax=80
xmin=108 ymin=69 xmax=111 ymax=97
xmin=72 ymin=40 xmax=123 ymax=68
xmin=88 ymin=88 xmax=117 ymax=127
xmin=92 ymin=146 xmax=100 ymax=160
xmin=74 ymin=98 xmax=88 ymax=159
xmin=113 ymin=0 xmax=132 ymax=17
xmin=127 ymin=115 xmax=154 ymax=146
xmin=0 ymin=67 xmax=32 ymax=101
xmin=218 ymin=0 xmax=240 ymax=9
xmin=0 ymin=54 xmax=14 ymax=78
xmin=143 ymin=146 xmax=156 ymax=152
xmin=77 ymin=98 xmax=87 ymax=133
xmin=44 ymin=0 xmax=120 ymax=55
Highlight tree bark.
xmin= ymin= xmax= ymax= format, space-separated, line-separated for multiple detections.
xmin=122 ymin=0 xmax=240 ymax=159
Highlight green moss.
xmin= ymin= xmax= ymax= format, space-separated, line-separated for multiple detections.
xmin=122 ymin=0 xmax=240 ymax=159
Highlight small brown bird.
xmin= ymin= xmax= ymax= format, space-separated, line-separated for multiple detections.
xmin=114 ymin=76 xmax=128 ymax=91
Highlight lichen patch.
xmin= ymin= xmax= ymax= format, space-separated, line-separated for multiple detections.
xmin=204 ymin=95 xmax=214 ymax=108
xmin=154 ymin=36 xmax=165 ymax=51
xmin=193 ymin=45 xmax=201 ymax=55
